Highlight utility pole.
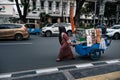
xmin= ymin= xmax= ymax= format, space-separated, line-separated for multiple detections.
xmin=116 ymin=5 xmax=119 ymax=23
xmin=93 ymin=1 xmax=97 ymax=27
xmin=61 ymin=0 xmax=64 ymax=22
xmin=116 ymin=1 xmax=120 ymax=23
xmin=99 ymin=0 xmax=105 ymax=25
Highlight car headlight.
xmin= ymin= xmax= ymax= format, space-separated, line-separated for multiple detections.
xmin=107 ymin=30 xmax=113 ymax=33
xmin=42 ymin=27 xmax=46 ymax=31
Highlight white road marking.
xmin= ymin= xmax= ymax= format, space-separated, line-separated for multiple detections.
xmin=76 ymin=63 xmax=94 ymax=68
xmin=0 ymin=43 xmax=32 ymax=45
xmin=0 ymin=74 xmax=11 ymax=79
xmin=106 ymin=60 xmax=120 ymax=64
xmin=36 ymin=68 xmax=58 ymax=74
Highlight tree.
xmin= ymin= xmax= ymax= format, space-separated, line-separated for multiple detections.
xmin=84 ymin=2 xmax=94 ymax=14
xmin=104 ymin=2 xmax=116 ymax=22
xmin=15 ymin=0 xmax=30 ymax=23
xmin=39 ymin=12 xmax=51 ymax=27
xmin=32 ymin=0 xmax=36 ymax=10
xmin=74 ymin=0 xmax=86 ymax=28
xmin=81 ymin=1 xmax=117 ymax=25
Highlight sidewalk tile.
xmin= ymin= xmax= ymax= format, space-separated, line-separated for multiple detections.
xmin=76 ymin=71 xmax=120 ymax=80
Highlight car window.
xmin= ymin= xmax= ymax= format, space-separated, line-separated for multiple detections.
xmin=0 ymin=24 xmax=5 ymax=29
xmin=66 ymin=23 xmax=70 ymax=27
xmin=54 ymin=23 xmax=68 ymax=27
xmin=0 ymin=24 xmax=22 ymax=29
xmin=13 ymin=25 xmax=22 ymax=28
xmin=9 ymin=24 xmax=21 ymax=28
xmin=0 ymin=24 xmax=10 ymax=29
xmin=54 ymin=23 xmax=61 ymax=27
xmin=25 ymin=24 xmax=35 ymax=28
xmin=111 ymin=26 xmax=120 ymax=29
xmin=46 ymin=23 xmax=53 ymax=27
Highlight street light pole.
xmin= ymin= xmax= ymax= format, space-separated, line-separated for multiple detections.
xmin=93 ymin=1 xmax=97 ymax=26
xmin=116 ymin=1 xmax=120 ymax=23
xmin=99 ymin=0 xmax=105 ymax=25
xmin=116 ymin=5 xmax=119 ymax=23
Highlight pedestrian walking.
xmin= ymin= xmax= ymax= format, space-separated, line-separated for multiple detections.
xmin=56 ymin=27 xmax=75 ymax=62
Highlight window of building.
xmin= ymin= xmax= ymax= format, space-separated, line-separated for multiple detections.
xmin=32 ymin=11 xmax=37 ymax=14
xmin=38 ymin=8 xmax=40 ymax=11
xmin=41 ymin=1 xmax=44 ymax=9
xmin=48 ymin=1 xmax=53 ymax=10
xmin=63 ymin=2 xmax=67 ymax=11
xmin=56 ymin=2 xmax=60 ymax=10
xmin=29 ymin=19 xmax=35 ymax=23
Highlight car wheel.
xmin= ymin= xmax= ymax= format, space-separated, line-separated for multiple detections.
xmin=15 ymin=34 xmax=23 ymax=41
xmin=114 ymin=33 xmax=120 ymax=40
xmin=67 ymin=31 xmax=72 ymax=37
xmin=89 ymin=49 xmax=101 ymax=60
xmin=45 ymin=31 xmax=52 ymax=37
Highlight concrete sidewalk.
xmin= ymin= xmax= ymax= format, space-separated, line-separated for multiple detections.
xmin=0 ymin=59 xmax=120 ymax=80
xmin=77 ymin=71 xmax=120 ymax=80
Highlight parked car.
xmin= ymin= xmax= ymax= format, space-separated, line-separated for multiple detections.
xmin=25 ymin=23 xmax=41 ymax=35
xmin=106 ymin=24 xmax=120 ymax=39
xmin=41 ymin=23 xmax=72 ymax=37
xmin=0 ymin=23 xmax=30 ymax=41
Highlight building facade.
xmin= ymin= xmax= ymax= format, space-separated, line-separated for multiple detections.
xmin=1 ymin=0 xmax=118 ymax=26
xmin=27 ymin=0 xmax=76 ymax=23
xmin=0 ymin=1 xmax=16 ymax=23
xmin=27 ymin=0 xmax=118 ymax=25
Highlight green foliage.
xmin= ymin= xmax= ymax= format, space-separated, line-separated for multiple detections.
xmin=104 ymin=2 xmax=116 ymax=18
xmin=84 ymin=2 xmax=95 ymax=14
xmin=39 ymin=12 xmax=51 ymax=24
xmin=79 ymin=22 xmax=94 ymax=29
xmin=84 ymin=1 xmax=117 ymax=19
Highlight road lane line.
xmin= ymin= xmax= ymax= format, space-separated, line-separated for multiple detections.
xmin=0 ymin=59 xmax=120 ymax=79
xmin=106 ymin=60 xmax=120 ymax=64
xmin=36 ymin=68 xmax=58 ymax=74
xmin=0 ymin=43 xmax=32 ymax=45
xmin=76 ymin=63 xmax=94 ymax=68
xmin=0 ymin=74 xmax=11 ymax=79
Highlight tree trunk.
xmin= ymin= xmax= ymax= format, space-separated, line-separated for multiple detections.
xmin=74 ymin=0 xmax=86 ymax=28
xmin=32 ymin=0 xmax=36 ymax=10
xmin=15 ymin=0 xmax=30 ymax=23
xmin=15 ymin=0 xmax=22 ymax=20
xmin=23 ymin=0 xmax=30 ymax=23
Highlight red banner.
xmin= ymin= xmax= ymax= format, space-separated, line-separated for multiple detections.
xmin=70 ymin=5 xmax=75 ymax=33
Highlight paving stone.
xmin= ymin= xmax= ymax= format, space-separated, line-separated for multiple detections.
xmin=70 ymin=64 xmax=120 ymax=79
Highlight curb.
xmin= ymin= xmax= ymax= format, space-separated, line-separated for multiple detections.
xmin=0 ymin=59 xmax=120 ymax=79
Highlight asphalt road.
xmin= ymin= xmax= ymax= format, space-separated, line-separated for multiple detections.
xmin=0 ymin=35 xmax=120 ymax=74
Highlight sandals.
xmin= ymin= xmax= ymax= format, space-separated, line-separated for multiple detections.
xmin=56 ymin=58 xmax=62 ymax=62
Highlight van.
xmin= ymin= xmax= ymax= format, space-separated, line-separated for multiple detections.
xmin=0 ymin=23 xmax=30 ymax=41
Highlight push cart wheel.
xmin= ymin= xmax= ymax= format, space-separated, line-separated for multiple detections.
xmin=89 ymin=49 xmax=101 ymax=60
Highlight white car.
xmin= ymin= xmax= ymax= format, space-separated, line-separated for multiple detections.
xmin=41 ymin=23 xmax=72 ymax=37
xmin=106 ymin=25 xmax=120 ymax=39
